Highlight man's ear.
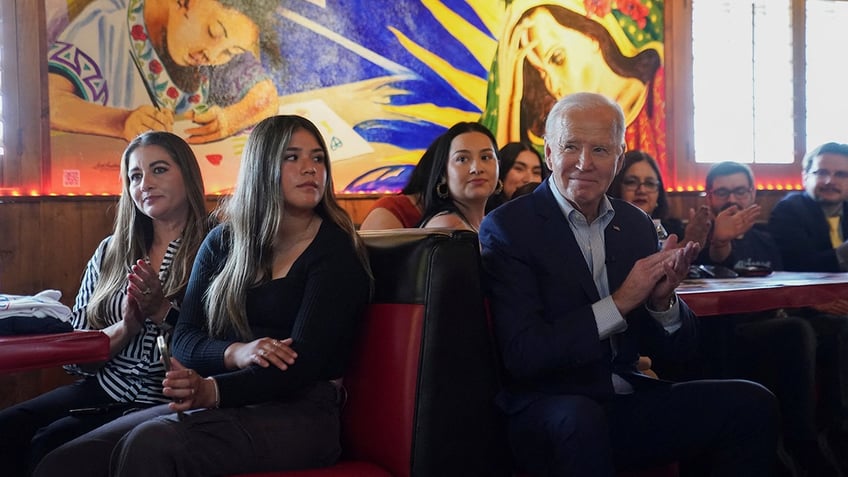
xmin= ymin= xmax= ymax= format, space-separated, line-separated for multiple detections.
xmin=613 ymin=146 xmax=626 ymax=176
xmin=544 ymin=143 xmax=554 ymax=171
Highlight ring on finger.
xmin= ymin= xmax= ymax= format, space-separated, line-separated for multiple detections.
xmin=142 ymin=288 xmax=151 ymax=295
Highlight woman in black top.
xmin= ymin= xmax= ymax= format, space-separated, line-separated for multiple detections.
xmin=36 ymin=116 xmax=372 ymax=477
xmin=418 ymin=122 xmax=501 ymax=232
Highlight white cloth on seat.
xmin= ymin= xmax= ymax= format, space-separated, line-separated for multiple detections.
xmin=0 ymin=290 xmax=71 ymax=321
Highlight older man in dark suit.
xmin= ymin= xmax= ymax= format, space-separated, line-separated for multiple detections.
xmin=479 ymin=92 xmax=778 ymax=476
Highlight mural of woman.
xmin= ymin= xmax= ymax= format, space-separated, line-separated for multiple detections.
xmin=47 ymin=0 xmax=282 ymax=144
xmin=480 ymin=0 xmax=666 ymax=167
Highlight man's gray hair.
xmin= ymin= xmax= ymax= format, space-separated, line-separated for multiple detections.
xmin=544 ymin=92 xmax=626 ymax=147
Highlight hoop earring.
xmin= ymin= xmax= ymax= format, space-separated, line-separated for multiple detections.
xmin=494 ymin=179 xmax=504 ymax=195
xmin=436 ymin=180 xmax=449 ymax=199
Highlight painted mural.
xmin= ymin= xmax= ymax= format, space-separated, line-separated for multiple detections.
xmin=45 ymin=0 xmax=665 ymax=195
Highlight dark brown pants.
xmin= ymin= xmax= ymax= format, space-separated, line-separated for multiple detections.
xmin=34 ymin=382 xmax=342 ymax=477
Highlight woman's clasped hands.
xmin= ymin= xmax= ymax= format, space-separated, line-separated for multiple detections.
xmin=126 ymin=259 xmax=170 ymax=326
xmin=160 ymin=337 xmax=297 ymax=413
xmin=225 ymin=337 xmax=298 ymax=371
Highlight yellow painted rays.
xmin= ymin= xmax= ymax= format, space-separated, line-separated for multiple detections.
xmin=385 ymin=0 xmax=502 ymax=128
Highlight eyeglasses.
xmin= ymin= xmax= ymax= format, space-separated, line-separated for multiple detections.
xmin=621 ymin=177 xmax=660 ymax=192
xmin=809 ymin=169 xmax=848 ymax=180
xmin=710 ymin=187 xmax=753 ymax=200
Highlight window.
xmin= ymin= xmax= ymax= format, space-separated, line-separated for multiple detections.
xmin=0 ymin=1 xmax=5 ymax=163
xmin=692 ymin=0 xmax=794 ymax=164
xmin=806 ymin=0 xmax=848 ymax=149
xmin=669 ymin=0 xmax=848 ymax=189
xmin=0 ymin=0 xmax=41 ymax=194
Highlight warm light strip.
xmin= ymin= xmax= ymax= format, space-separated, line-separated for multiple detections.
xmin=671 ymin=184 xmax=804 ymax=193
xmin=0 ymin=184 xmax=808 ymax=197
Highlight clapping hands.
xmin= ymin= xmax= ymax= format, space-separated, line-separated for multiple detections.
xmin=612 ymin=235 xmax=701 ymax=315
xmin=126 ymin=259 xmax=170 ymax=326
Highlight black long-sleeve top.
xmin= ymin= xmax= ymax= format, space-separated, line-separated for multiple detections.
xmin=172 ymin=220 xmax=370 ymax=407
xmin=696 ymin=223 xmax=783 ymax=271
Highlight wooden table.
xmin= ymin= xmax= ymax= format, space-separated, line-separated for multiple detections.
xmin=677 ymin=271 xmax=848 ymax=317
xmin=0 ymin=330 xmax=109 ymax=374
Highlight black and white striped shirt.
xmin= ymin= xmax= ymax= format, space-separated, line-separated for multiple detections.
xmin=66 ymin=236 xmax=181 ymax=404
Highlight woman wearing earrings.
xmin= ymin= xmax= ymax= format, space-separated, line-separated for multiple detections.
xmin=35 ymin=115 xmax=372 ymax=477
xmin=418 ymin=122 xmax=501 ymax=232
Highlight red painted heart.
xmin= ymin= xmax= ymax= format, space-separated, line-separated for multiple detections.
xmin=206 ymin=154 xmax=223 ymax=166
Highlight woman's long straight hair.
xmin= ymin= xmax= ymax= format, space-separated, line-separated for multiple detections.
xmin=206 ymin=115 xmax=371 ymax=339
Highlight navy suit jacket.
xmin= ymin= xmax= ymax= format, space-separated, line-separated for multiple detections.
xmin=479 ymin=180 xmax=698 ymax=414
xmin=768 ymin=191 xmax=848 ymax=272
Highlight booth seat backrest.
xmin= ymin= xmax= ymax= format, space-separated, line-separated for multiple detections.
xmin=343 ymin=229 xmax=509 ymax=477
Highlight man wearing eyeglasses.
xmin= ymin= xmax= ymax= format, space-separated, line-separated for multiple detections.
xmin=696 ymin=161 xmax=845 ymax=475
xmin=700 ymin=163 xmax=763 ymax=265
xmin=769 ymin=142 xmax=848 ymax=272
xmin=767 ymin=143 xmax=848 ymax=471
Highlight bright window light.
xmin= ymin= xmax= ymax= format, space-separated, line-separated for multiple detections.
xmin=692 ymin=0 xmax=794 ymax=164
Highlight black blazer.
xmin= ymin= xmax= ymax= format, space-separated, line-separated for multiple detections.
xmin=479 ymin=180 xmax=698 ymax=413
xmin=768 ymin=191 xmax=848 ymax=272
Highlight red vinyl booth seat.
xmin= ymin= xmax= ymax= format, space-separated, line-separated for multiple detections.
xmin=233 ymin=229 xmax=508 ymax=477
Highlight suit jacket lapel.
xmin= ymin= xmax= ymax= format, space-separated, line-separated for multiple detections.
xmin=532 ymin=183 xmax=601 ymax=303
xmin=604 ymin=207 xmax=632 ymax=292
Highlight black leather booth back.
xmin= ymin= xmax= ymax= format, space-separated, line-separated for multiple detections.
xmin=361 ymin=229 xmax=510 ymax=477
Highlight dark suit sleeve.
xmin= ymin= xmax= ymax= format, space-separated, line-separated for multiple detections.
xmin=637 ymin=296 xmax=700 ymax=375
xmin=480 ymin=211 xmax=605 ymax=381
xmin=768 ymin=194 xmax=841 ymax=272
xmin=609 ymin=206 xmax=699 ymax=370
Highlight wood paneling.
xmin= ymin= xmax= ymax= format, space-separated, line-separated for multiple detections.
xmin=0 ymin=195 xmax=381 ymax=297
xmin=665 ymin=190 xmax=789 ymax=227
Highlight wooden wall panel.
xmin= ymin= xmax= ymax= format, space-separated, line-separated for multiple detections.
xmin=0 ymin=198 xmax=115 ymax=297
xmin=0 ymin=196 xmax=380 ymax=299
xmin=665 ymin=190 xmax=788 ymax=228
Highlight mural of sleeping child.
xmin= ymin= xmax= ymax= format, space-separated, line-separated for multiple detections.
xmin=47 ymin=0 xmax=282 ymax=144
xmin=480 ymin=0 xmax=666 ymax=167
